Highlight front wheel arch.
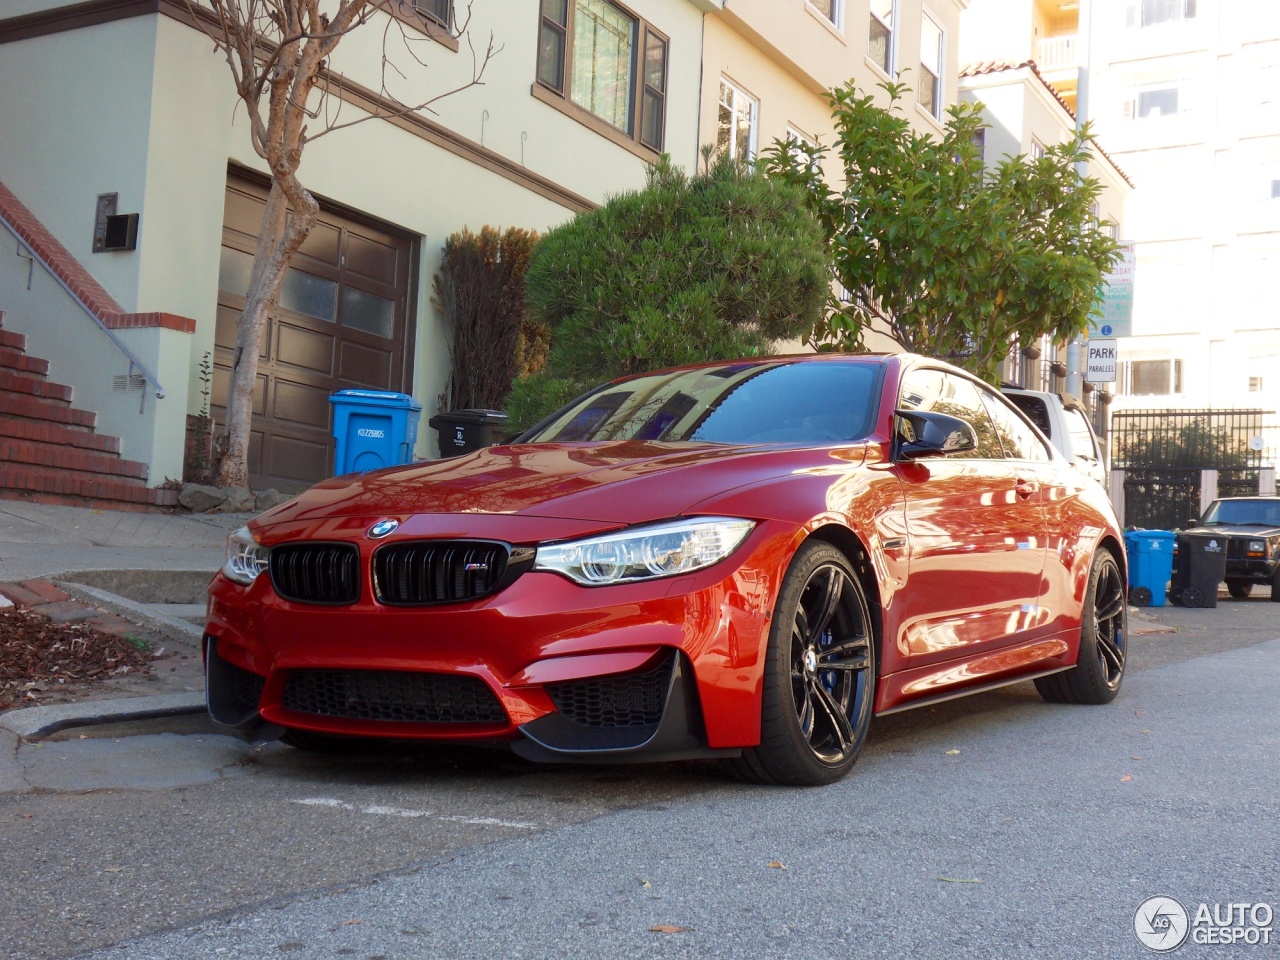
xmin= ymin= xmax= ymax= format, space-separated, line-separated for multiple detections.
xmin=805 ymin=524 xmax=884 ymax=674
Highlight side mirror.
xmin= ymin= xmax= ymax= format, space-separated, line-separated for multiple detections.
xmin=895 ymin=410 xmax=977 ymax=460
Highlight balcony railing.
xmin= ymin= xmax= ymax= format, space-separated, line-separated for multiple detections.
xmin=1036 ymin=33 xmax=1078 ymax=72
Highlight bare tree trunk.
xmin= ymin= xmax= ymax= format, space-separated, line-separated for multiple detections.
xmin=217 ymin=177 xmax=318 ymax=488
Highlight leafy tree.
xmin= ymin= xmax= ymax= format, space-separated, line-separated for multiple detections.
xmin=759 ymin=80 xmax=1122 ymax=383
xmin=186 ymin=0 xmax=497 ymax=487
xmin=509 ymin=150 xmax=828 ymax=428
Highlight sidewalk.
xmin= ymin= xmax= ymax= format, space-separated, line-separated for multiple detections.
xmin=0 ymin=499 xmax=250 ymax=751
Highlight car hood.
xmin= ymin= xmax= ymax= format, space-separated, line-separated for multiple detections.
xmin=1191 ymin=523 xmax=1280 ymax=537
xmin=254 ymin=440 xmax=863 ymax=534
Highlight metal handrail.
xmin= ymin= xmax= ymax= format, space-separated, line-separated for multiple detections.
xmin=1 ymin=215 xmax=165 ymax=410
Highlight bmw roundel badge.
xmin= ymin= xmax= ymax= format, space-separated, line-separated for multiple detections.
xmin=367 ymin=519 xmax=400 ymax=539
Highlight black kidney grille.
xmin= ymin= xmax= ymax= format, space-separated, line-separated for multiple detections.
xmin=374 ymin=541 xmax=510 ymax=605
xmin=545 ymin=652 xmax=675 ymax=728
xmin=282 ymin=670 xmax=507 ymax=724
xmin=269 ymin=543 xmax=360 ymax=605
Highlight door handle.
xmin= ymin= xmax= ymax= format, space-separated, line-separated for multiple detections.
xmin=1015 ymin=478 xmax=1040 ymax=499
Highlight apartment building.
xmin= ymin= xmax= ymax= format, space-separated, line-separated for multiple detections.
xmin=0 ymin=0 xmax=712 ymax=494
xmin=958 ymin=0 xmax=1133 ymax=399
xmin=1080 ymin=0 xmax=1280 ymax=419
xmin=700 ymin=0 xmax=967 ymax=352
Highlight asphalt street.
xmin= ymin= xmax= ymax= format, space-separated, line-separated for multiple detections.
xmin=1 ymin=597 xmax=1276 ymax=959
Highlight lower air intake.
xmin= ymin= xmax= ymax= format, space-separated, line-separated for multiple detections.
xmin=282 ymin=670 xmax=507 ymax=724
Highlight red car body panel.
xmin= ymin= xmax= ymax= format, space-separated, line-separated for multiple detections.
xmin=203 ymin=353 xmax=1126 ymax=757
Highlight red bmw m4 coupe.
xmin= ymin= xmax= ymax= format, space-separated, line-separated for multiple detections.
xmin=204 ymin=353 xmax=1128 ymax=785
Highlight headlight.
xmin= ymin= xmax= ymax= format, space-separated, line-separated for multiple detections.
xmin=223 ymin=526 xmax=269 ymax=585
xmin=534 ymin=517 xmax=756 ymax=586
xmin=1247 ymin=539 xmax=1266 ymax=557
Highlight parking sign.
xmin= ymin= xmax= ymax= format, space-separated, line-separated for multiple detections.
xmin=1086 ymin=338 xmax=1118 ymax=383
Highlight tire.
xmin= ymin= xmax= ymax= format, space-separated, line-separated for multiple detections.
xmin=1271 ymin=576 xmax=1280 ymax=603
xmin=730 ymin=541 xmax=877 ymax=786
xmin=1036 ymin=548 xmax=1126 ymax=705
xmin=1226 ymin=580 xmax=1252 ymax=600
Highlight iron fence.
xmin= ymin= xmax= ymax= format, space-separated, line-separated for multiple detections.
xmin=1111 ymin=408 xmax=1278 ymax=530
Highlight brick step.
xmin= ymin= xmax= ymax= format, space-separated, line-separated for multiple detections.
xmin=0 ymin=392 xmax=96 ymax=429
xmin=0 ymin=347 xmax=49 ymax=377
xmin=0 ymin=329 xmax=27 ymax=351
xmin=0 ymin=437 xmax=146 ymax=480
xmin=0 ymin=416 xmax=121 ymax=454
xmin=0 ymin=464 xmax=177 ymax=509
xmin=0 ymin=369 xmax=72 ymax=403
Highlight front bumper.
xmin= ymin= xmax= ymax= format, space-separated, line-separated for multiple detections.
xmin=203 ymin=520 xmax=795 ymax=758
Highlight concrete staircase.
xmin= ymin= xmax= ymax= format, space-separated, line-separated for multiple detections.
xmin=0 ymin=324 xmax=177 ymax=509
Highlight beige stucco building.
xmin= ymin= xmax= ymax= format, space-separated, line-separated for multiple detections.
xmin=0 ymin=0 xmax=713 ymax=495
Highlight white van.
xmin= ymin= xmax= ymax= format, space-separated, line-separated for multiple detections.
xmin=1002 ymin=388 xmax=1107 ymax=487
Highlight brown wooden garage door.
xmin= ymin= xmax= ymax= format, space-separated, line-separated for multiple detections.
xmin=214 ymin=175 xmax=416 ymax=492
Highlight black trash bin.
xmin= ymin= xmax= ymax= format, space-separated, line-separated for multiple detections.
xmin=1170 ymin=532 xmax=1229 ymax=608
xmin=428 ymin=409 xmax=510 ymax=457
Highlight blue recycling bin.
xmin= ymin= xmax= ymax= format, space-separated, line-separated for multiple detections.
xmin=329 ymin=389 xmax=422 ymax=475
xmin=1124 ymin=530 xmax=1176 ymax=607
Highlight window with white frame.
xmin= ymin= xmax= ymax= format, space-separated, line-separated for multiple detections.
xmin=809 ymin=0 xmax=844 ymax=30
xmin=1123 ymin=83 xmax=1187 ymax=120
xmin=1120 ymin=359 xmax=1183 ymax=396
xmin=1126 ymin=0 xmax=1197 ymax=28
xmin=785 ymin=125 xmax=821 ymax=172
xmin=919 ymin=13 xmax=944 ymax=119
xmin=869 ymin=0 xmax=895 ymax=75
xmin=718 ymin=78 xmax=758 ymax=161
xmin=536 ymin=0 xmax=668 ymax=151
xmin=1030 ymin=138 xmax=1047 ymax=160
xmin=785 ymin=126 xmax=816 ymax=149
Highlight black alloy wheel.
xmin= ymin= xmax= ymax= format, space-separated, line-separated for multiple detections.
xmin=1036 ymin=548 xmax=1127 ymax=705
xmin=732 ymin=541 xmax=876 ymax=786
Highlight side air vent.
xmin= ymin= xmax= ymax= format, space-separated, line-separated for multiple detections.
xmin=545 ymin=652 xmax=676 ymax=728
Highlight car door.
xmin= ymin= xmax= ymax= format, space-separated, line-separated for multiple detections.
xmin=892 ymin=369 xmax=1048 ymax=667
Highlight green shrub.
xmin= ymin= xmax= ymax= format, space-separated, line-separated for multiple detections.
xmin=509 ymin=151 xmax=827 ymax=428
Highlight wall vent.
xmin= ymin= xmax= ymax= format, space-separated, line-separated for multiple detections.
xmin=113 ymin=373 xmax=146 ymax=392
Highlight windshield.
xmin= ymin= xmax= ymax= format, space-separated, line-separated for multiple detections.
xmin=1201 ymin=499 xmax=1280 ymax=527
xmin=524 ymin=361 xmax=879 ymax=445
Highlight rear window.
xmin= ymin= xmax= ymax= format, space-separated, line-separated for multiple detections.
xmin=1064 ymin=408 xmax=1098 ymax=460
xmin=1005 ymin=394 xmax=1051 ymax=436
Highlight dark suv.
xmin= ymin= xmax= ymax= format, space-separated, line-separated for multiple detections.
xmin=1188 ymin=497 xmax=1280 ymax=601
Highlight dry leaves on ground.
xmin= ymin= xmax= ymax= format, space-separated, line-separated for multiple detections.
xmin=0 ymin=608 xmax=152 ymax=710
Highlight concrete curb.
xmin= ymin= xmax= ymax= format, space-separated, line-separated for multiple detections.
xmin=0 ymin=692 xmax=206 ymax=741
xmin=56 ymin=581 xmax=205 ymax=645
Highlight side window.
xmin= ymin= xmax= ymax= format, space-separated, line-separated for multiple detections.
xmin=1064 ymin=408 xmax=1099 ymax=462
xmin=978 ymin=387 xmax=1052 ymax=461
xmin=897 ymin=369 xmax=1003 ymax=458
